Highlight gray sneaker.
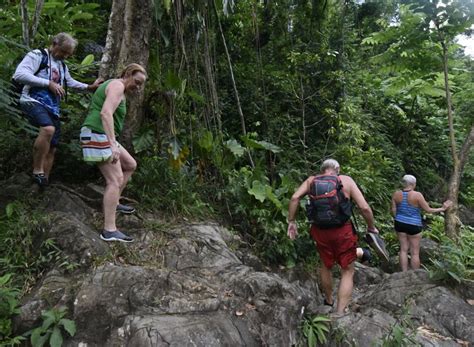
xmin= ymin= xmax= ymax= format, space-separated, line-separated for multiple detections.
xmin=100 ymin=230 xmax=134 ymax=243
xmin=365 ymin=232 xmax=389 ymax=262
xmin=116 ymin=204 xmax=136 ymax=214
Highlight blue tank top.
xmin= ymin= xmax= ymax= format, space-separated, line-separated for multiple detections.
xmin=395 ymin=191 xmax=422 ymax=226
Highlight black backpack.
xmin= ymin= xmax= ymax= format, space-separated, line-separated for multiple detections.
xmin=10 ymin=48 xmax=49 ymax=102
xmin=306 ymin=175 xmax=352 ymax=228
xmin=10 ymin=48 xmax=68 ymax=105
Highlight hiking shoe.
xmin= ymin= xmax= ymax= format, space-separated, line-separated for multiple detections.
xmin=116 ymin=204 xmax=136 ymax=214
xmin=360 ymin=248 xmax=372 ymax=264
xmin=32 ymin=173 xmax=48 ymax=187
xmin=100 ymin=230 xmax=134 ymax=243
xmin=365 ymin=232 xmax=389 ymax=262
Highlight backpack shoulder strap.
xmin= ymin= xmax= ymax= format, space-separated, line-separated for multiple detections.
xmin=34 ymin=48 xmax=49 ymax=75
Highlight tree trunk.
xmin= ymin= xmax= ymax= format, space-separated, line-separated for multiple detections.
xmin=20 ymin=0 xmax=29 ymax=47
xmin=99 ymin=0 xmax=153 ymax=149
xmin=440 ymin=40 xmax=474 ymax=237
xmin=31 ymin=0 xmax=45 ymax=41
xmin=445 ymin=125 xmax=474 ymax=237
xmin=202 ymin=6 xmax=222 ymax=133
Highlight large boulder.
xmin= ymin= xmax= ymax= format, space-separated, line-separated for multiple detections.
xmin=5 ymin=178 xmax=472 ymax=347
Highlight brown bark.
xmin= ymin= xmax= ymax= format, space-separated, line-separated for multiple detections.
xmin=99 ymin=0 xmax=153 ymax=149
xmin=440 ymin=39 xmax=474 ymax=237
xmin=20 ymin=0 xmax=29 ymax=47
xmin=202 ymin=7 xmax=221 ymax=133
xmin=445 ymin=125 xmax=474 ymax=237
xmin=31 ymin=0 xmax=45 ymax=41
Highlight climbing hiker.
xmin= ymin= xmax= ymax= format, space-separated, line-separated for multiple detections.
xmin=391 ymin=174 xmax=452 ymax=271
xmin=287 ymin=159 xmax=383 ymax=315
xmin=80 ymin=63 xmax=147 ymax=242
xmin=12 ymin=32 xmax=102 ymax=187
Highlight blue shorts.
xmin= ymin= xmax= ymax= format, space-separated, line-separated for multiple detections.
xmin=20 ymin=102 xmax=61 ymax=147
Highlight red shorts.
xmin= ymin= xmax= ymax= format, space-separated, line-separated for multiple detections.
xmin=310 ymin=222 xmax=357 ymax=269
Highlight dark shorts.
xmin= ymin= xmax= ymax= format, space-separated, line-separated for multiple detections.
xmin=310 ymin=222 xmax=357 ymax=269
xmin=394 ymin=220 xmax=422 ymax=236
xmin=20 ymin=102 xmax=61 ymax=147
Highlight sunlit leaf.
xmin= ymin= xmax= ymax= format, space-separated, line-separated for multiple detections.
xmin=80 ymin=54 xmax=94 ymax=66
xmin=225 ymin=139 xmax=245 ymax=157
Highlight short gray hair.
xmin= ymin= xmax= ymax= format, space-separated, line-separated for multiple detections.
xmin=402 ymin=174 xmax=416 ymax=187
xmin=321 ymin=159 xmax=340 ymax=173
xmin=52 ymin=32 xmax=78 ymax=50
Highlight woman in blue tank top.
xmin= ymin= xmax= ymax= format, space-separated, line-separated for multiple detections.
xmin=391 ymin=175 xmax=452 ymax=272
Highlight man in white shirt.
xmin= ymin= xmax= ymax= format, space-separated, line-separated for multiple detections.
xmin=13 ymin=32 xmax=102 ymax=186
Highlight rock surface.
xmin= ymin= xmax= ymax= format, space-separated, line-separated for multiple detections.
xmin=2 ymin=176 xmax=473 ymax=346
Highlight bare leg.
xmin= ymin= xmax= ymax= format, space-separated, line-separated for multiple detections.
xmin=32 ymin=126 xmax=55 ymax=174
xmin=117 ymin=146 xmax=137 ymax=197
xmin=397 ymin=232 xmax=409 ymax=271
xmin=44 ymin=147 xmax=56 ymax=179
xmin=98 ymin=159 xmax=124 ymax=231
xmin=320 ymin=265 xmax=333 ymax=305
xmin=336 ymin=263 xmax=355 ymax=314
xmin=408 ymin=233 xmax=422 ymax=270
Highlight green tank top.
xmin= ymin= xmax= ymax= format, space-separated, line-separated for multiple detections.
xmin=83 ymin=79 xmax=126 ymax=135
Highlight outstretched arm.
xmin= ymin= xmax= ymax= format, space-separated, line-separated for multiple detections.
xmin=347 ymin=177 xmax=377 ymax=232
xmin=417 ymin=193 xmax=453 ymax=213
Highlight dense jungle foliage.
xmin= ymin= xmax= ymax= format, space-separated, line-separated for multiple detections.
xmin=0 ymin=0 xmax=473 ymax=324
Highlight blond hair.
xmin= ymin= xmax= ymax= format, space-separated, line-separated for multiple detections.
xmin=120 ymin=63 xmax=147 ymax=79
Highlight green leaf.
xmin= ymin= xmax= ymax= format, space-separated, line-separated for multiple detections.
xmin=242 ymin=137 xmax=281 ymax=153
xmin=59 ymin=319 xmax=76 ymax=337
xmin=225 ymin=139 xmax=245 ymax=157
xmin=248 ymin=180 xmax=267 ymax=202
xmin=31 ymin=329 xmax=47 ymax=347
xmin=80 ymin=54 xmax=94 ymax=66
xmin=188 ymin=90 xmax=204 ymax=103
xmin=133 ymin=128 xmax=155 ymax=154
xmin=70 ymin=12 xmax=94 ymax=21
xmin=447 ymin=270 xmax=462 ymax=283
xmin=5 ymin=203 xmax=15 ymax=218
xmin=164 ymin=70 xmax=182 ymax=91
xmin=307 ymin=329 xmax=316 ymax=347
xmin=198 ymin=131 xmax=214 ymax=152
xmin=0 ymin=273 xmax=12 ymax=285
xmin=41 ymin=317 xmax=55 ymax=331
xmin=163 ymin=0 xmax=171 ymax=13
xmin=50 ymin=327 xmax=63 ymax=347
xmin=265 ymin=186 xmax=282 ymax=209
xmin=312 ymin=316 xmax=331 ymax=323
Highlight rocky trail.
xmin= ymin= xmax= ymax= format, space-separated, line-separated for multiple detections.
xmin=1 ymin=174 xmax=473 ymax=346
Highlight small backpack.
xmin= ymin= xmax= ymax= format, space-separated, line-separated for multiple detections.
xmin=10 ymin=48 xmax=49 ymax=102
xmin=306 ymin=175 xmax=352 ymax=228
xmin=10 ymin=48 xmax=68 ymax=105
